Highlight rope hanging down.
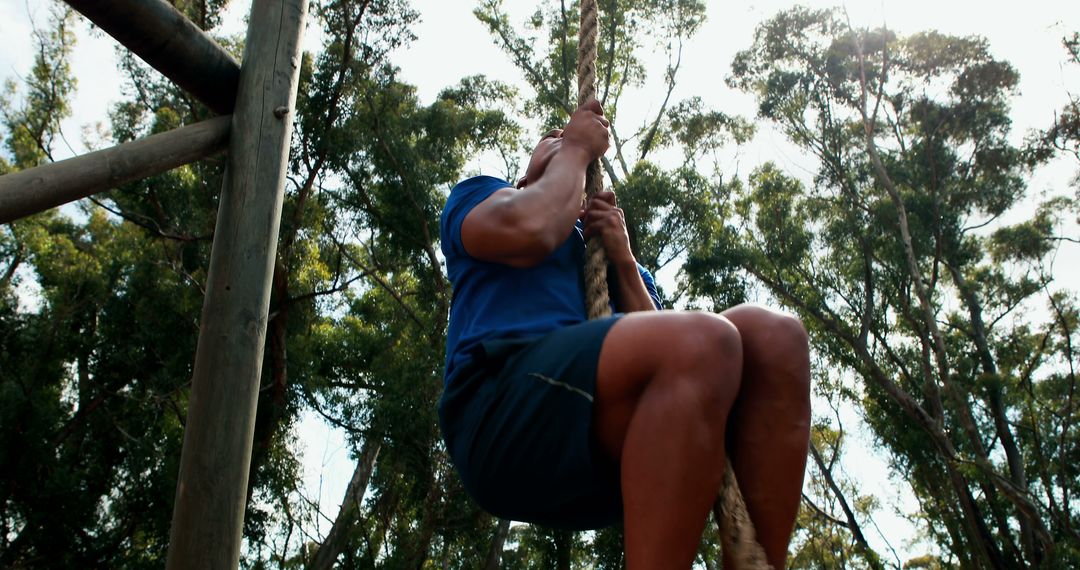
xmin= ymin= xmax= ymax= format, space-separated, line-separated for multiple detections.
xmin=575 ymin=0 xmax=771 ymax=566
xmin=576 ymin=0 xmax=612 ymax=320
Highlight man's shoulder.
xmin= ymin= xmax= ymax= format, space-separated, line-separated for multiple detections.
xmin=444 ymin=175 xmax=512 ymax=216
xmin=441 ymin=176 xmax=514 ymax=259
xmin=450 ymin=175 xmax=512 ymax=197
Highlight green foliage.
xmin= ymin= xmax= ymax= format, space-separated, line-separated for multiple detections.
xmin=473 ymin=0 xmax=739 ymax=173
xmin=663 ymin=96 xmax=755 ymax=165
xmin=0 ymin=6 xmax=76 ymax=169
xmin=1 ymin=207 xmax=200 ymax=567
xmin=0 ymin=0 xmax=517 ymax=565
xmin=502 ymin=526 xmax=585 ymax=570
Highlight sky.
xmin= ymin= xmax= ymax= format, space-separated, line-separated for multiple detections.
xmin=2 ymin=0 xmax=1079 ymax=564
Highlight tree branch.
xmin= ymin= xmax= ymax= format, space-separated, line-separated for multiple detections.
xmin=338 ymin=246 xmax=425 ymax=331
xmin=801 ymin=493 xmax=851 ymax=528
xmin=808 ymin=441 xmax=884 ymax=568
xmin=638 ymin=38 xmax=681 ymax=162
xmin=89 ymin=197 xmax=212 ymax=242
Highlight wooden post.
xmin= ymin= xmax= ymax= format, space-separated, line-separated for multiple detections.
xmin=63 ymin=0 xmax=241 ymax=115
xmin=164 ymin=0 xmax=307 ymax=567
xmin=0 ymin=116 xmax=230 ymax=224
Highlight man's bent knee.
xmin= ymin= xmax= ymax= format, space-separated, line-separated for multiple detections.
xmin=652 ymin=313 xmax=744 ymax=421
xmin=723 ymin=304 xmax=811 ymax=401
xmin=768 ymin=313 xmax=811 ymax=395
xmin=671 ymin=312 xmax=742 ymax=371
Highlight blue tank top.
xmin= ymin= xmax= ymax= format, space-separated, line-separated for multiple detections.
xmin=440 ymin=176 xmax=660 ymax=385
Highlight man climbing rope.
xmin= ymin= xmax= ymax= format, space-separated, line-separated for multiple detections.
xmin=438 ymin=98 xmax=811 ymax=569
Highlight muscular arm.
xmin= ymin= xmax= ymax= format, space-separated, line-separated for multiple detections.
xmin=461 ymin=100 xmax=609 ymax=268
xmin=461 ymin=144 xmax=592 ymax=267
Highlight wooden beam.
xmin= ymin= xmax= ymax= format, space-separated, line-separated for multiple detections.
xmin=63 ymin=0 xmax=241 ymax=115
xmin=0 ymin=116 xmax=231 ymax=224
xmin=164 ymin=0 xmax=308 ymax=567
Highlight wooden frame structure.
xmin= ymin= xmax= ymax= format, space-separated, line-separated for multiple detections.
xmin=0 ymin=1 xmax=309 ymax=567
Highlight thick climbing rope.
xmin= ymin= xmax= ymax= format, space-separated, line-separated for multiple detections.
xmin=576 ymin=0 xmax=612 ymax=320
xmin=576 ymin=0 xmax=771 ymax=567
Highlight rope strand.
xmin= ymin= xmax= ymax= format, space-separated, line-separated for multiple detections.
xmin=577 ymin=0 xmax=612 ymax=319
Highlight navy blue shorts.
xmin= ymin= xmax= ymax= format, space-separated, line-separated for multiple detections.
xmin=438 ymin=317 xmax=623 ymax=530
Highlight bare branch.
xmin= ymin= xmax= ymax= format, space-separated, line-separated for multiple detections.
xmin=282 ymin=0 xmax=373 ymax=256
xmin=808 ymin=441 xmax=883 ymax=568
xmin=801 ymin=493 xmax=851 ymax=528
xmin=283 ymin=271 xmax=368 ymax=307
xmin=88 ymin=197 xmax=212 ymax=242
xmin=638 ymin=38 xmax=682 ymax=162
xmin=0 ymin=249 xmax=22 ymax=290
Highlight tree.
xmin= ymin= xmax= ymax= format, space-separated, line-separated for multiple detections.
xmin=726 ymin=7 xmax=1079 ymax=566
xmin=0 ymin=8 xmax=198 ymax=567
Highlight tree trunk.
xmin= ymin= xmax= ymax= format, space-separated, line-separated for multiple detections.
xmin=308 ymin=439 xmax=381 ymax=570
xmin=404 ymin=469 xmax=444 ymax=570
xmin=855 ymin=46 xmax=1048 ymax=563
xmin=947 ymin=463 xmax=1010 ymax=569
xmin=555 ymin=529 xmax=572 ymax=570
xmin=949 ymin=264 xmax=1041 ymax=564
xmin=363 ymin=485 xmax=400 ymax=564
xmin=483 ymin=519 xmax=512 ymax=570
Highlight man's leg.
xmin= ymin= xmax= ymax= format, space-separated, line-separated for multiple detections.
xmin=592 ymin=311 xmax=744 ymax=570
xmin=721 ymin=304 xmax=811 ymax=568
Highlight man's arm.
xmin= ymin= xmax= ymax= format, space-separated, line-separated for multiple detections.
xmin=461 ymin=100 xmax=610 ymax=267
xmin=583 ymin=190 xmax=657 ymax=313
xmin=610 ymin=260 xmax=658 ymax=313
